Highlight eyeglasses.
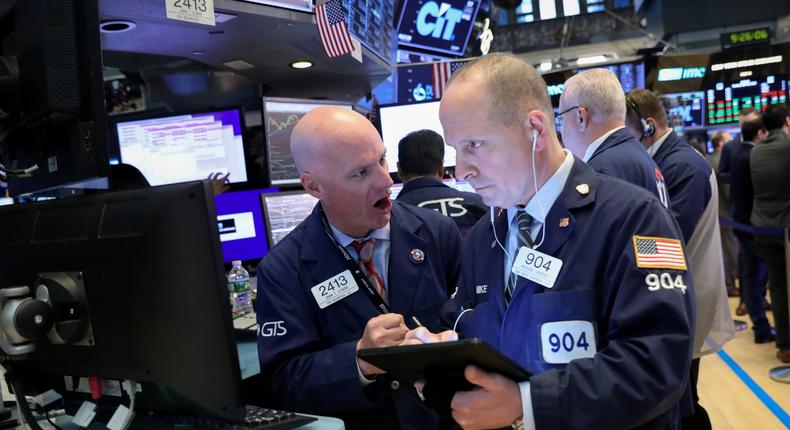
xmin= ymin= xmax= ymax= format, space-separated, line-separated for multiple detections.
xmin=557 ymin=105 xmax=580 ymax=117
xmin=556 ymin=105 xmax=580 ymax=130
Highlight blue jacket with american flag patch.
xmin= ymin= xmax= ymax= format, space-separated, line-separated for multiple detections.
xmin=443 ymin=157 xmax=694 ymax=430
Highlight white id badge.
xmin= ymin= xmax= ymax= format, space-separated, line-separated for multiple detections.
xmin=511 ymin=246 xmax=563 ymax=288
xmin=311 ymin=270 xmax=359 ymax=309
xmin=540 ymin=320 xmax=597 ymax=364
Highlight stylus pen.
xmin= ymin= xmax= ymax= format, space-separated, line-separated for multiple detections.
xmin=412 ymin=316 xmax=424 ymax=328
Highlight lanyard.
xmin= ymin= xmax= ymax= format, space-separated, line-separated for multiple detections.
xmin=318 ymin=206 xmax=390 ymax=315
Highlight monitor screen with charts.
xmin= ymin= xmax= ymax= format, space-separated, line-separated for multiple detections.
xmin=378 ymin=101 xmax=456 ymax=173
xmin=115 ymin=109 xmax=248 ymax=186
xmin=215 ymin=187 xmax=278 ymax=263
xmin=705 ymin=75 xmax=787 ymax=125
xmin=261 ymin=191 xmax=319 ymax=247
xmin=263 ymin=98 xmax=353 ymax=186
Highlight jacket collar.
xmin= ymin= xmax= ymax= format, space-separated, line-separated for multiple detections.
xmin=588 ymin=127 xmax=636 ymax=161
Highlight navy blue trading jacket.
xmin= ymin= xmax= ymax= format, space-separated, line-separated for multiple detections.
xmin=255 ymin=201 xmax=461 ymax=430
xmin=396 ymin=176 xmax=488 ymax=235
xmin=442 ymin=157 xmax=694 ymax=430
xmin=652 ymin=131 xmax=713 ymax=243
xmin=586 ymin=127 xmax=670 ymax=207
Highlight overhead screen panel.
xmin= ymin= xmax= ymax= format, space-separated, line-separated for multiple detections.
xmin=579 ymin=61 xmax=646 ymax=95
xmin=347 ymin=0 xmax=396 ymax=62
xmin=378 ymin=101 xmax=456 ymax=173
xmin=705 ymin=75 xmax=787 ymax=125
xmin=215 ymin=188 xmax=277 ymax=263
xmin=396 ymin=0 xmax=481 ymax=57
xmin=116 ymin=109 xmax=248 ymax=186
xmin=263 ymin=98 xmax=352 ymax=186
xmin=661 ymin=91 xmax=706 ymax=129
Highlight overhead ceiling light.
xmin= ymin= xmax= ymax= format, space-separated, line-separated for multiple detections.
xmin=576 ymin=55 xmax=608 ymax=66
xmin=538 ymin=61 xmax=553 ymax=73
xmin=710 ymin=55 xmax=782 ymax=71
xmin=192 ymin=50 xmax=205 ymax=56
xmin=740 ymin=70 xmax=753 ymax=77
xmin=290 ymin=61 xmax=313 ymax=69
xmin=99 ymin=20 xmax=136 ymax=33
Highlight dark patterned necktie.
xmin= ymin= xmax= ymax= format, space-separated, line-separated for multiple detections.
xmin=351 ymin=239 xmax=388 ymax=304
xmin=506 ymin=209 xmax=533 ymax=305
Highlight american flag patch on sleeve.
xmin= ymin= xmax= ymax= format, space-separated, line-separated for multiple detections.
xmin=632 ymin=236 xmax=687 ymax=270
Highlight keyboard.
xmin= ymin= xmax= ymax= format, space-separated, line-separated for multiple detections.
xmin=169 ymin=406 xmax=317 ymax=429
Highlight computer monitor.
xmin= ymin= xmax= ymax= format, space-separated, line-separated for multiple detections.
xmin=705 ymin=75 xmax=787 ymax=125
xmin=114 ymin=108 xmax=248 ymax=186
xmin=261 ymin=191 xmax=319 ymax=247
xmin=378 ymin=101 xmax=456 ymax=174
xmin=661 ymin=91 xmax=706 ymax=129
xmin=0 ymin=181 xmax=247 ymax=422
xmin=0 ymin=0 xmax=109 ymax=196
xmin=215 ymin=187 xmax=279 ymax=264
xmin=262 ymin=98 xmax=353 ymax=186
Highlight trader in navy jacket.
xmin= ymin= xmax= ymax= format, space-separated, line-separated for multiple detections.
xmin=396 ymin=129 xmax=488 ymax=235
xmin=559 ymin=68 xmax=668 ymax=207
xmin=255 ymin=107 xmax=461 ymax=429
xmin=404 ymin=54 xmax=694 ymax=430
xmin=626 ymin=89 xmax=734 ymax=430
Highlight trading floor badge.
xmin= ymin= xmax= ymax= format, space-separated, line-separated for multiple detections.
xmin=410 ymin=249 xmax=425 ymax=264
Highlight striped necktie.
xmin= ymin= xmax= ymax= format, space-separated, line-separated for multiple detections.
xmin=351 ymin=239 xmax=388 ymax=304
xmin=505 ymin=209 xmax=533 ymax=305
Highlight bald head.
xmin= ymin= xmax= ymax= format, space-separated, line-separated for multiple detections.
xmin=290 ymin=106 xmax=381 ymax=174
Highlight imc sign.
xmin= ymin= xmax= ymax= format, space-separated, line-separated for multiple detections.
xmin=397 ymin=0 xmax=480 ymax=57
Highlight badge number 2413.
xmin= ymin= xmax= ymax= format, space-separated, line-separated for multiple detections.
xmin=171 ymin=0 xmax=209 ymax=12
xmin=311 ymin=270 xmax=359 ymax=309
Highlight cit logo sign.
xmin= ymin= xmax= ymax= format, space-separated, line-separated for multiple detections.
xmin=417 ymin=1 xmax=463 ymax=41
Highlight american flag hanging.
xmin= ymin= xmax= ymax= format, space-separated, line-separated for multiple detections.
xmin=633 ymin=236 xmax=687 ymax=270
xmin=315 ymin=0 xmax=355 ymax=58
xmin=432 ymin=60 xmax=468 ymax=99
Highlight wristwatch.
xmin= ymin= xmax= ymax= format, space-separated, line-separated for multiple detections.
xmin=512 ymin=418 xmax=525 ymax=430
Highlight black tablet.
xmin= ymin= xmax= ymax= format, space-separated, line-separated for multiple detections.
xmin=357 ymin=338 xmax=531 ymax=385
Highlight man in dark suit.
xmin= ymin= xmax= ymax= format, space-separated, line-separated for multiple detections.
xmin=559 ymin=68 xmax=668 ymax=207
xmin=729 ymin=118 xmax=773 ymax=343
xmin=750 ymin=103 xmax=790 ymax=363
xmin=396 ymin=129 xmax=487 ymax=235
xmin=255 ymin=107 xmax=462 ymax=429
xmin=718 ymin=107 xmax=759 ymax=185
xmin=626 ymin=89 xmax=735 ymax=430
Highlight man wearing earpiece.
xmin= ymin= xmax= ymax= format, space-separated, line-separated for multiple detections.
xmin=625 ymin=89 xmax=734 ymax=430
xmin=402 ymin=54 xmax=694 ymax=430
xmin=558 ymin=69 xmax=669 ymax=207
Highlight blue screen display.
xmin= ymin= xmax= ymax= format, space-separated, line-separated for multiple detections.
xmin=396 ymin=0 xmax=480 ymax=57
xmin=215 ymin=188 xmax=277 ymax=263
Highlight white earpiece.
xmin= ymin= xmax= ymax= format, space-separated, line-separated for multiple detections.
xmin=531 ymin=129 xmax=538 ymax=150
